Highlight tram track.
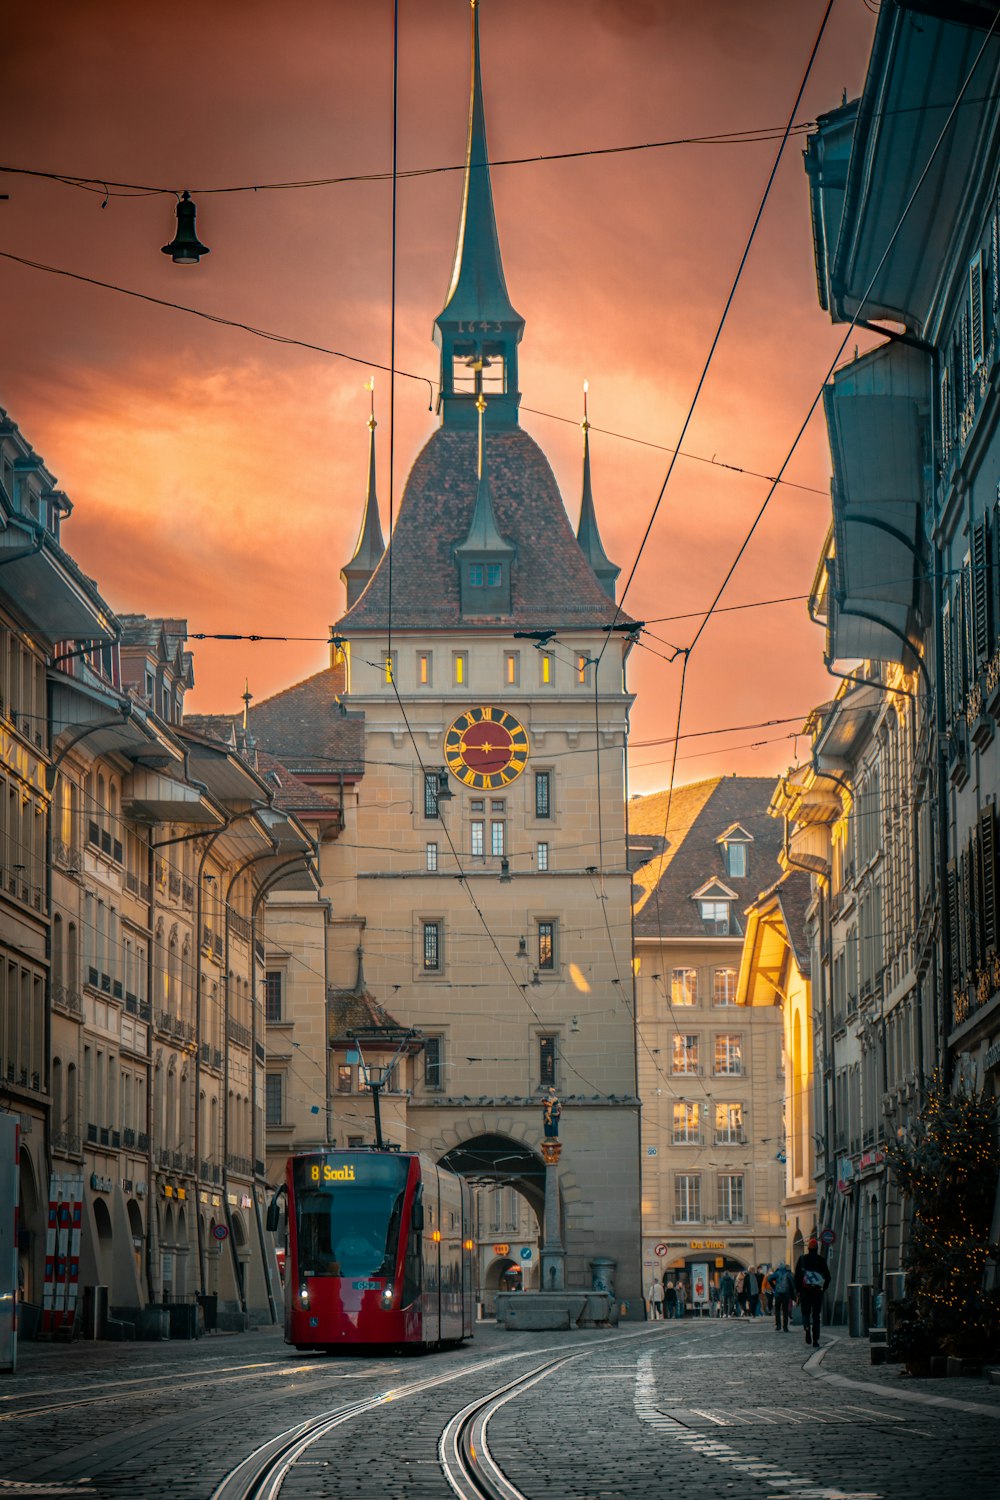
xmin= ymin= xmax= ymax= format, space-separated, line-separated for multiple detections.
xmin=438 ymin=1353 xmax=583 ymax=1500
xmin=211 ymin=1325 xmax=677 ymax=1500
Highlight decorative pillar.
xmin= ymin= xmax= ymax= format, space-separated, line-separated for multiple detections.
xmin=539 ymin=1139 xmax=565 ymax=1291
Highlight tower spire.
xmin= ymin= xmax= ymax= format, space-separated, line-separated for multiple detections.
xmin=576 ymin=383 xmax=620 ymax=601
xmin=340 ymin=379 xmax=386 ymax=609
xmin=454 ymin=391 xmax=516 ymax=614
xmin=434 ymin=0 xmax=524 ymax=431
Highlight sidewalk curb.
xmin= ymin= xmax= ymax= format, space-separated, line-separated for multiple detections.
xmin=805 ymin=1337 xmax=1000 ymax=1418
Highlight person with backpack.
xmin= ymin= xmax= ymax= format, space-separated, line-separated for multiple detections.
xmin=770 ymin=1261 xmax=796 ymax=1332
xmin=794 ymin=1236 xmax=831 ymax=1347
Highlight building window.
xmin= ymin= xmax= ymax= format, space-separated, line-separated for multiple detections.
xmin=717 ymin=1173 xmax=745 ymax=1223
xmin=540 ymin=652 xmax=554 ymax=686
xmin=700 ymin=900 xmax=730 ymax=934
xmin=469 ymin=564 xmax=484 ymax=587
xmin=491 ymin=819 xmax=505 ymax=857
xmin=537 ymin=841 xmax=549 ymax=872
xmin=715 ymin=1102 xmax=744 ymax=1144
xmin=424 ymin=772 xmax=440 ymax=819
xmin=486 ymin=563 xmax=502 ymax=587
xmin=418 ymin=652 xmax=432 ymax=687
xmin=424 ymin=1037 xmax=443 ymax=1091
xmin=337 ymin=1065 xmax=353 ymax=1093
xmin=672 ymin=1100 xmax=701 ymax=1144
xmin=674 ymin=1173 xmax=700 ymax=1223
xmin=264 ymin=971 xmax=283 ymax=1023
xmin=713 ymin=967 xmax=737 ymax=1006
xmin=537 ymin=921 xmax=555 ymax=970
xmin=453 ymin=652 xmax=468 ymax=686
xmin=539 ymin=1036 xmax=556 ymax=1086
xmin=534 ymin=771 xmax=551 ymax=819
xmin=265 ymin=1074 xmax=283 ymax=1127
xmin=576 ymin=654 xmax=590 ymax=686
xmin=383 ymin=651 xmax=397 ymax=687
xmin=471 ymin=820 xmax=485 ymax=857
xmin=671 ymin=1034 xmax=699 ymax=1074
xmin=724 ymin=842 xmax=747 ymax=878
xmin=671 ymin=967 xmax=697 ymax=1006
xmin=426 ymin=842 xmax=438 ymax=872
xmin=715 ymin=1034 xmax=743 ymax=1076
xmin=505 ymin=652 xmax=519 ymax=686
xmin=422 ymin=921 xmax=441 ymax=971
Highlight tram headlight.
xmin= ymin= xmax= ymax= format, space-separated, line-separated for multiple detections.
xmin=298 ymin=1283 xmax=310 ymax=1309
xmin=381 ymin=1282 xmax=394 ymax=1307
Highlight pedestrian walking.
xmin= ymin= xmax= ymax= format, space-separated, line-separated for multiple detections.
xmin=794 ymin=1236 xmax=831 ymax=1348
xmin=663 ymin=1276 xmax=677 ymax=1319
xmin=719 ymin=1268 xmax=736 ymax=1318
xmin=675 ymin=1277 xmax=687 ymax=1319
xmin=770 ymin=1261 xmax=796 ymax=1332
xmin=745 ymin=1265 xmax=760 ymax=1317
xmin=647 ymin=1276 xmax=665 ymax=1321
xmin=735 ymin=1268 xmax=747 ymax=1317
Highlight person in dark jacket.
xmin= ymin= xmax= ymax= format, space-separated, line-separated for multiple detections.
xmin=794 ymin=1237 xmax=831 ymax=1347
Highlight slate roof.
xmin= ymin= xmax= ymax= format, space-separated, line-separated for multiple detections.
xmin=244 ymin=664 xmax=365 ymax=777
xmin=335 ymin=427 xmax=631 ymax=633
xmin=748 ymin=869 xmax=813 ymax=979
xmin=255 ymin=750 xmax=340 ymax=814
xmin=629 ymin=776 xmax=785 ymax=940
xmin=328 ymin=987 xmax=409 ymax=1043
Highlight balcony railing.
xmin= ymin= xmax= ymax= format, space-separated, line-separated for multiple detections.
xmin=226 ymin=1154 xmax=253 ymax=1176
xmin=714 ymin=1130 xmax=747 ymax=1146
xmin=54 ymin=840 xmax=80 ymax=871
xmin=51 ymin=1129 xmax=82 ymax=1156
xmin=53 ymin=985 xmax=83 ymax=1018
xmin=227 ymin=1019 xmax=252 ymax=1049
xmin=229 ymin=909 xmax=252 ymax=943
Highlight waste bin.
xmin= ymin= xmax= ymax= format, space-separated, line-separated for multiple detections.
xmin=847 ymin=1282 xmax=871 ymax=1338
xmin=884 ymin=1271 xmax=906 ymax=1305
xmin=81 ymin=1285 xmax=108 ymax=1340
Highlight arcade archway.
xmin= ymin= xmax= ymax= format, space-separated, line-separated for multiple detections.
xmin=438 ymin=1134 xmax=545 ymax=1310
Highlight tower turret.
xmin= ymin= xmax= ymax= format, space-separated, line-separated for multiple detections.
xmin=340 ymin=382 xmax=386 ymax=609
xmin=454 ymin=391 xmax=516 ymax=614
xmin=576 ymin=385 xmax=620 ymax=601
xmin=434 ymin=0 xmax=524 ymax=431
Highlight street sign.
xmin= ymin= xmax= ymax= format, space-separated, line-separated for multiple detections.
xmin=654 ymin=1243 xmax=668 ymax=1257
xmin=519 ymin=1247 xmax=533 ymax=1260
xmin=212 ymin=1223 xmax=229 ymax=1242
xmin=820 ymin=1227 xmax=836 ymax=1247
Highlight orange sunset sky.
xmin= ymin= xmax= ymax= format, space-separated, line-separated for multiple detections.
xmin=1 ymin=0 xmax=878 ymax=794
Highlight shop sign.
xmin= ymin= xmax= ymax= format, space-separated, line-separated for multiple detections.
xmin=240 ymin=1194 xmax=253 ymax=1210
xmin=90 ymin=1173 xmax=113 ymax=1194
xmin=122 ymin=1178 xmax=146 ymax=1197
xmin=858 ymin=1149 xmax=884 ymax=1172
xmin=199 ymin=1191 xmax=211 ymax=1205
xmin=689 ymin=1240 xmax=724 ymax=1250
xmin=227 ymin=1192 xmax=238 ymax=1207
xmin=493 ymin=1243 xmax=510 ymax=1256
xmin=162 ymin=1184 xmax=187 ymax=1201
xmin=985 ymin=1038 xmax=1000 ymax=1071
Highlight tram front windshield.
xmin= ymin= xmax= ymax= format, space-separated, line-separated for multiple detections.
xmin=292 ymin=1153 xmax=411 ymax=1279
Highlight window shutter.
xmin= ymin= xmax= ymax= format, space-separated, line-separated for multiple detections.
xmin=980 ymin=805 xmax=998 ymax=956
xmin=970 ymin=254 xmax=985 ymax=369
xmin=973 ymin=518 xmax=991 ymax=664
xmin=940 ymin=366 xmax=952 ymax=459
xmin=947 ymin=862 xmax=961 ymax=983
xmin=943 ymin=602 xmax=954 ymax=721
xmin=963 ymin=562 xmax=975 ymax=695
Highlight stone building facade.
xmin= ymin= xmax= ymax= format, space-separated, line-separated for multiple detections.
xmin=630 ymin=777 xmax=787 ymax=1299
xmin=0 ymin=407 xmax=315 ymax=1338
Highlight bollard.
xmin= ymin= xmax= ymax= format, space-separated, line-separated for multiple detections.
xmin=847 ymin=1283 xmax=871 ymax=1338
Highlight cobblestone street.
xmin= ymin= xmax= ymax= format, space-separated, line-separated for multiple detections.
xmin=2 ymin=1317 xmax=997 ymax=1499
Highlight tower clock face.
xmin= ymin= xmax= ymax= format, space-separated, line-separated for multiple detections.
xmin=444 ymin=706 xmax=529 ymax=789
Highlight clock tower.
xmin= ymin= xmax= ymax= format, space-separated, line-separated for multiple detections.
xmin=324 ymin=0 xmax=641 ymax=1307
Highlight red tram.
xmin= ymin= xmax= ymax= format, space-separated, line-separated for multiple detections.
xmin=267 ymin=1149 xmax=475 ymax=1351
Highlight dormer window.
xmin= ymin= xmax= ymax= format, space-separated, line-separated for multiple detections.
xmin=717 ymin=823 xmax=753 ymax=879
xmin=700 ymin=900 xmax=731 ymax=935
